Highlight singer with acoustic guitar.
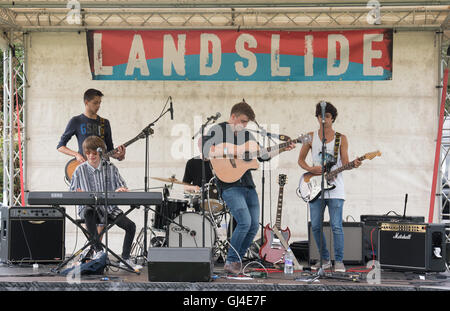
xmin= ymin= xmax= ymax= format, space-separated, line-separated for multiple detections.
xmin=297 ymin=101 xmax=361 ymax=273
xmin=57 ymin=89 xmax=126 ymax=180
xmin=204 ymin=101 xmax=296 ymax=275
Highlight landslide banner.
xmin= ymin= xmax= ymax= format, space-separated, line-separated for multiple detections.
xmin=87 ymin=29 xmax=392 ymax=81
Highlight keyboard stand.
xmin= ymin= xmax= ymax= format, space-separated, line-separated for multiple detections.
xmin=51 ymin=204 xmax=140 ymax=275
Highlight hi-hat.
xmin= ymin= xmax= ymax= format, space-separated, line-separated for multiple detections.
xmin=151 ymin=176 xmax=191 ymax=186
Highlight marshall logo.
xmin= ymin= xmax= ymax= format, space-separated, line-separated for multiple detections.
xmin=393 ymin=232 xmax=412 ymax=240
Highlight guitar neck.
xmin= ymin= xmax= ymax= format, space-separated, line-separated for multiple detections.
xmin=326 ymin=155 xmax=365 ymax=180
xmin=274 ymin=186 xmax=284 ymax=229
xmin=105 ymin=134 xmax=143 ymax=157
xmin=249 ymin=137 xmax=303 ymax=159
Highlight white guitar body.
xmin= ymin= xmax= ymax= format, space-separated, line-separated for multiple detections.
xmin=298 ymin=173 xmax=335 ymax=203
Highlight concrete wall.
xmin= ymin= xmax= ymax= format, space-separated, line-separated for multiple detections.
xmin=25 ymin=31 xmax=439 ymax=256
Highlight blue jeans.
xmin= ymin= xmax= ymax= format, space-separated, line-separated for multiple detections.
xmin=221 ymin=187 xmax=260 ymax=263
xmin=309 ymin=198 xmax=344 ymax=262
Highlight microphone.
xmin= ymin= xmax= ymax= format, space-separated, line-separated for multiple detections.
xmin=96 ymin=147 xmax=108 ymax=162
xmin=169 ymin=96 xmax=174 ymax=120
xmin=320 ymin=101 xmax=326 ymax=123
xmin=403 ymin=193 xmax=408 ymax=219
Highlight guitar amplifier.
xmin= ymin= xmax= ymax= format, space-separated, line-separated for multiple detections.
xmin=0 ymin=206 xmax=65 ymax=263
xmin=308 ymin=222 xmax=364 ymax=264
xmin=378 ymin=222 xmax=446 ymax=272
xmin=360 ymin=214 xmax=424 ymax=262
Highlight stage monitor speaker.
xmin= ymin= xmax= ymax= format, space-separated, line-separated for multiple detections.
xmin=360 ymin=214 xmax=424 ymax=262
xmin=147 ymin=247 xmax=213 ymax=282
xmin=0 ymin=206 xmax=65 ymax=263
xmin=308 ymin=222 xmax=363 ymax=264
xmin=378 ymin=222 xmax=446 ymax=272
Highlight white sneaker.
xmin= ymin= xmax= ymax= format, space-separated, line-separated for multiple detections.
xmin=120 ymin=259 xmax=143 ymax=271
xmin=334 ymin=261 xmax=346 ymax=273
xmin=311 ymin=260 xmax=332 ymax=271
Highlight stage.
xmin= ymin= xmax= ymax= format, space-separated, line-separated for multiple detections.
xmin=0 ymin=259 xmax=448 ymax=292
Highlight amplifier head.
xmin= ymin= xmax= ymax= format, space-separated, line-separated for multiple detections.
xmin=379 ymin=222 xmax=426 ymax=233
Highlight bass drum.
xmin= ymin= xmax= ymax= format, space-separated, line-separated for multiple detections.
xmin=168 ymin=212 xmax=216 ymax=248
xmin=152 ymin=198 xmax=188 ymax=230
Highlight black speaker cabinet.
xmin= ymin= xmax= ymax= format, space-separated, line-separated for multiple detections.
xmin=308 ymin=221 xmax=363 ymax=264
xmin=360 ymin=214 xmax=424 ymax=262
xmin=147 ymin=247 xmax=213 ymax=282
xmin=0 ymin=206 xmax=65 ymax=263
xmin=378 ymin=222 xmax=446 ymax=272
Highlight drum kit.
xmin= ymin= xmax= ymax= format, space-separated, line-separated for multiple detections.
xmin=131 ymin=175 xmax=232 ymax=262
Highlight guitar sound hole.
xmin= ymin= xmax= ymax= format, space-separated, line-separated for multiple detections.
xmin=243 ymin=151 xmax=252 ymax=162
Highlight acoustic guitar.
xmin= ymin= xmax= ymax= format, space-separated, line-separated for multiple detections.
xmin=209 ymin=134 xmax=310 ymax=183
xmin=64 ymin=130 xmax=151 ymax=182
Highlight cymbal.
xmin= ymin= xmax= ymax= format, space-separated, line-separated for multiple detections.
xmin=151 ymin=177 xmax=191 ymax=186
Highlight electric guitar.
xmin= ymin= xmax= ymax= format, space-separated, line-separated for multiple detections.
xmin=64 ymin=130 xmax=152 ymax=182
xmin=298 ymin=150 xmax=381 ymax=203
xmin=259 ymin=174 xmax=302 ymax=271
xmin=209 ymin=134 xmax=310 ymax=183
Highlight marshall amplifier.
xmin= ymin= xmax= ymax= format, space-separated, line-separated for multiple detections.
xmin=360 ymin=214 xmax=424 ymax=262
xmin=378 ymin=222 xmax=446 ymax=272
xmin=0 ymin=206 xmax=65 ymax=263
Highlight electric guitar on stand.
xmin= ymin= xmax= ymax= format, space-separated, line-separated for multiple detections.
xmin=259 ymin=174 xmax=302 ymax=270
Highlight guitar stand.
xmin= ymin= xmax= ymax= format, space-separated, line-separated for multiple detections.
xmin=51 ymin=204 xmax=141 ymax=275
xmin=214 ymin=239 xmax=229 ymax=262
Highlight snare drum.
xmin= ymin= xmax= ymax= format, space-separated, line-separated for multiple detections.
xmin=168 ymin=212 xmax=217 ymax=248
xmin=201 ymin=184 xmax=225 ymax=214
xmin=183 ymin=191 xmax=201 ymax=211
xmin=152 ymin=198 xmax=188 ymax=230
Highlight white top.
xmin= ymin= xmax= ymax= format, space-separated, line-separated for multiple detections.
xmin=311 ymin=130 xmax=345 ymax=200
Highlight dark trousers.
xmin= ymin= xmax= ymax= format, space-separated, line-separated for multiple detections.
xmin=84 ymin=206 xmax=136 ymax=259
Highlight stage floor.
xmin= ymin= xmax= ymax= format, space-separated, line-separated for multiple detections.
xmin=0 ymin=258 xmax=449 ymax=292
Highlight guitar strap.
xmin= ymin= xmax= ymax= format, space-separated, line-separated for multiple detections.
xmin=99 ymin=117 xmax=105 ymax=141
xmin=333 ymin=132 xmax=341 ymax=162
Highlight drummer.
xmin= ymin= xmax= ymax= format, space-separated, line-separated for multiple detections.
xmin=182 ymin=138 xmax=214 ymax=193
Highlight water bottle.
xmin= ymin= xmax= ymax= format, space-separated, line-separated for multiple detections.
xmin=284 ymin=248 xmax=294 ymax=275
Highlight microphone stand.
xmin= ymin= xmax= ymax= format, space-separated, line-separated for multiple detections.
xmin=198 ymin=115 xmax=218 ymax=249
xmin=100 ymin=155 xmax=110 ymax=265
xmin=309 ymin=107 xmax=338 ymax=282
xmin=142 ymin=97 xmax=171 ymax=259
xmin=249 ymin=125 xmax=278 ymax=250
xmin=318 ymin=118 xmax=327 ymax=278
xmin=95 ymin=151 xmax=138 ymax=273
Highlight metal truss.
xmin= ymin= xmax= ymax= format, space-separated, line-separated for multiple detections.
xmin=2 ymin=32 xmax=26 ymax=207
xmin=439 ymin=27 xmax=450 ymax=228
xmin=0 ymin=4 xmax=448 ymax=32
